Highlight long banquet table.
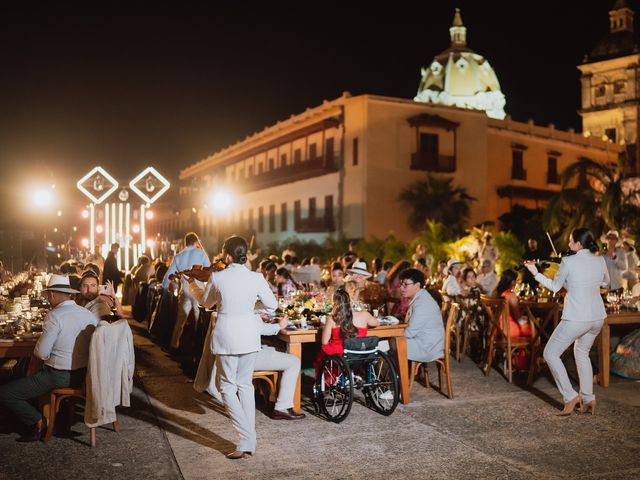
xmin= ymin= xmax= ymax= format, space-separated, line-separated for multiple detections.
xmin=277 ymin=323 xmax=409 ymax=414
xmin=597 ymin=311 xmax=640 ymax=387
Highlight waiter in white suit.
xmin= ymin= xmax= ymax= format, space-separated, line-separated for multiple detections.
xmin=188 ymin=235 xmax=277 ymax=459
xmin=162 ymin=232 xmax=210 ymax=349
xmin=525 ymin=228 xmax=609 ymax=416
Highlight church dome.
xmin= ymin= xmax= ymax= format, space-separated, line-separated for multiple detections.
xmin=414 ymin=8 xmax=507 ymax=120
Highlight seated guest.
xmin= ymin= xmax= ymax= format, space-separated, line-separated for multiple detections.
xmin=276 ymin=267 xmax=298 ymax=298
xmin=346 ymin=261 xmax=384 ymax=308
xmin=259 ymin=260 xmax=278 ymax=294
xmin=0 ymin=275 xmax=97 ymax=441
xmin=477 ymin=259 xmax=499 ymax=295
xmin=375 ymin=261 xmax=393 ymax=286
xmin=496 ymin=269 xmax=532 ymax=370
xmin=399 ymin=268 xmax=444 ymax=363
xmin=314 ymin=290 xmax=379 ymax=374
xmin=442 ymin=259 xmax=464 ymax=297
xmin=460 ymin=267 xmax=479 ymax=297
xmin=84 ymin=262 xmax=101 ymax=278
xmin=76 ymin=272 xmax=124 ymax=320
xmin=385 ymin=260 xmax=412 ymax=318
xmin=433 ymin=260 xmax=448 ymax=286
xmin=329 ymin=262 xmax=345 ymax=289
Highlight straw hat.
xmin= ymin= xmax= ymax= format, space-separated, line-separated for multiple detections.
xmin=346 ymin=261 xmax=372 ymax=278
xmin=43 ymin=274 xmax=80 ymax=294
xmin=445 ymin=259 xmax=463 ymax=275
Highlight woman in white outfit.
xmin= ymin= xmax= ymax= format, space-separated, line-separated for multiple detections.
xmin=189 ymin=235 xmax=277 ymax=459
xmin=525 ymin=228 xmax=609 ymax=416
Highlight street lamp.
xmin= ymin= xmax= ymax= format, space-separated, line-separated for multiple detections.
xmin=209 ymin=190 xmax=233 ymax=252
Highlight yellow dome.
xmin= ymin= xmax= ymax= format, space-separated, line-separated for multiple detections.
xmin=415 ymin=9 xmax=507 ymax=120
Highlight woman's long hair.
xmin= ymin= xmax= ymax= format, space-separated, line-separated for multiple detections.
xmin=496 ymin=269 xmax=518 ymax=296
xmin=332 ymin=289 xmax=358 ymax=339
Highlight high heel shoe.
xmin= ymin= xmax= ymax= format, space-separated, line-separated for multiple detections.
xmin=578 ymin=400 xmax=596 ymax=415
xmin=226 ymin=450 xmax=252 ymax=460
xmin=557 ymin=395 xmax=582 ymax=416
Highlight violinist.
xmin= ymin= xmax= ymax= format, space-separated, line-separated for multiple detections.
xmin=162 ymin=232 xmax=211 ymax=349
xmin=524 ymin=228 xmax=609 ymax=416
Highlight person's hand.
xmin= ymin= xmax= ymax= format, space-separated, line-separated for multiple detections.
xmin=524 ymin=261 xmax=538 ymax=276
xmin=105 ymin=280 xmax=116 ymax=298
xmin=278 ymin=315 xmax=290 ymax=330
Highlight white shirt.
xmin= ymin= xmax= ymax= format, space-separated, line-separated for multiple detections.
xmin=190 ymin=263 xmax=277 ymax=355
xmin=162 ymin=245 xmax=210 ymax=289
xmin=603 ymin=247 xmax=626 ymax=290
xmin=443 ymin=275 xmax=462 ymax=296
xmin=83 ymin=297 xmax=112 ymax=321
xmin=535 ymin=249 xmax=609 ymax=322
xmin=34 ymin=300 xmax=98 ymax=370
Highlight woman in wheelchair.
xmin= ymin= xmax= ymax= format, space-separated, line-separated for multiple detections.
xmin=312 ymin=290 xmax=400 ymax=422
xmin=313 ymin=289 xmax=379 ymax=374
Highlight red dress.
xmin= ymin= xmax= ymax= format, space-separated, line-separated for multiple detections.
xmin=314 ymin=326 xmax=368 ymax=374
xmin=500 ymin=290 xmax=532 ymax=370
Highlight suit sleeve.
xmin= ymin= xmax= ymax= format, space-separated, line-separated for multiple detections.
xmin=256 ymin=275 xmax=277 ymax=314
xmin=534 ymin=258 xmax=570 ymax=293
xmin=162 ymin=259 xmax=178 ymax=289
xmin=190 ymin=272 xmax=218 ymax=308
xmin=260 ymin=322 xmax=281 ymax=336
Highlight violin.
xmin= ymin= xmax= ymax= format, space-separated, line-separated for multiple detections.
xmin=169 ymin=259 xmax=227 ymax=281
xmin=516 ymin=250 xmax=576 ymax=272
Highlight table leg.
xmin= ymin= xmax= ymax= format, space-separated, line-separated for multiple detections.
xmin=389 ymin=336 xmax=410 ymax=404
xmin=598 ymin=324 xmax=611 ymax=388
xmin=286 ymin=343 xmax=302 ymax=413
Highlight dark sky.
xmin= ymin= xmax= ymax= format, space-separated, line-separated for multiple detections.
xmin=0 ymin=1 xmax=625 ymax=222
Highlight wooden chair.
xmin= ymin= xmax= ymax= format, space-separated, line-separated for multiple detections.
xmin=43 ymin=387 xmax=119 ymax=447
xmin=480 ymin=294 xmax=534 ymax=383
xmin=409 ymin=303 xmax=459 ymax=399
xmin=252 ymin=370 xmax=279 ymax=406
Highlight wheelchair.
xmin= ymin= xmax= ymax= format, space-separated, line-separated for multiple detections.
xmin=312 ymin=336 xmax=400 ymax=423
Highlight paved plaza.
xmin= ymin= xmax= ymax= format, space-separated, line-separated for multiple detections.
xmin=1 ymin=316 xmax=639 ymax=480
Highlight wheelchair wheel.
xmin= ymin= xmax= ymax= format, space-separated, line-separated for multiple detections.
xmin=363 ymin=351 xmax=399 ymax=416
xmin=313 ymin=355 xmax=353 ymax=423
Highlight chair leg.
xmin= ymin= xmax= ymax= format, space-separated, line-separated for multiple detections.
xmin=113 ymin=420 xmax=119 ymax=432
xmin=438 ymin=362 xmax=444 ymax=392
xmin=461 ymin=317 xmax=470 ymax=364
xmin=43 ymin=393 xmax=56 ymax=443
xmin=90 ymin=427 xmax=96 ymax=447
xmin=506 ymin=345 xmax=513 ymax=384
xmin=444 ymin=359 xmax=453 ymax=399
xmin=424 ymin=365 xmax=431 ymax=388
xmin=483 ymin=336 xmax=495 ymax=376
xmin=409 ymin=361 xmax=419 ymax=391
xmin=527 ymin=341 xmax=539 ymax=386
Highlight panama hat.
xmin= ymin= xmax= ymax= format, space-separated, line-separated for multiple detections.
xmin=346 ymin=261 xmax=372 ymax=278
xmin=445 ymin=259 xmax=463 ymax=275
xmin=43 ymin=274 xmax=80 ymax=294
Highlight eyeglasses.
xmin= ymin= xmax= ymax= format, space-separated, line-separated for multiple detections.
xmin=400 ymin=281 xmax=415 ymax=287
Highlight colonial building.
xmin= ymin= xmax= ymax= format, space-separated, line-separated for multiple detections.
xmin=159 ymin=9 xmax=621 ymax=248
xmin=578 ymin=0 xmax=639 ymax=173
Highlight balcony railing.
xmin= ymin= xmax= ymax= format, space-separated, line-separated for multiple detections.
xmin=410 ymin=152 xmax=456 ymax=172
xmin=295 ymin=215 xmax=335 ymax=233
xmin=236 ymin=153 xmax=340 ymax=192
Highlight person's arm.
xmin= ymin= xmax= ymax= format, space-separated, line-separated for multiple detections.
xmin=34 ymin=313 xmax=60 ymax=361
xmin=162 ymin=258 xmax=179 ymax=289
xmin=105 ymin=279 xmax=125 ymax=316
xmin=530 ymin=258 xmax=570 ymax=293
xmin=260 ymin=315 xmax=289 ymax=336
xmin=363 ymin=310 xmax=379 ymax=328
xmin=189 ymin=272 xmax=218 ymax=308
xmin=321 ymin=316 xmax=335 ymax=345
xmin=601 ymin=257 xmax=611 ymax=288
xmin=508 ymin=293 xmax=522 ymax=320
xmin=403 ymin=300 xmax=420 ymax=339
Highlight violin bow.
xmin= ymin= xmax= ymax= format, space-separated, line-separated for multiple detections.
xmin=546 ymin=231 xmax=559 ymax=257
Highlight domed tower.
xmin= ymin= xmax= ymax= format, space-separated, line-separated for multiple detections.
xmin=414 ymin=8 xmax=507 ymax=119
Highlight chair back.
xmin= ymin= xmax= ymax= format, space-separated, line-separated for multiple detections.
xmin=443 ymin=303 xmax=460 ymax=357
xmin=480 ymin=294 xmax=509 ymax=339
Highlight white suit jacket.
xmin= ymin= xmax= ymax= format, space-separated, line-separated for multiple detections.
xmin=84 ymin=319 xmax=135 ymax=428
xmin=534 ymin=249 xmax=609 ymax=322
xmin=190 ymin=263 xmax=277 ymax=355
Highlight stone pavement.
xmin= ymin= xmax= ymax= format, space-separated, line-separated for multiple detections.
xmin=132 ymin=320 xmax=640 ymax=480
xmin=1 ymin=316 xmax=639 ymax=480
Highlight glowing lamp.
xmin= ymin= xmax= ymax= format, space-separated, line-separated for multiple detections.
xmin=96 ymin=225 xmax=104 ymax=234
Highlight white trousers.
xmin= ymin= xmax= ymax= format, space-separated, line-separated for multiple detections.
xmin=199 ymin=346 xmax=300 ymax=413
xmin=170 ymin=279 xmax=200 ymax=349
xmin=216 ymin=352 xmax=258 ymax=453
xmin=543 ymin=319 xmax=603 ymax=404
xmin=253 ymin=347 xmax=300 ymax=412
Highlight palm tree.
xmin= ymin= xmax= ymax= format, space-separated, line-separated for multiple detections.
xmin=544 ymin=154 xmax=640 ymax=241
xmin=398 ymin=175 xmax=475 ymax=237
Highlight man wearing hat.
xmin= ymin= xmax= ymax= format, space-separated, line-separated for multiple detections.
xmin=622 ymin=238 xmax=639 ymax=290
xmin=442 ymin=259 xmax=464 ymax=298
xmin=0 ymin=274 xmax=97 ymax=441
xmin=346 ymin=261 xmax=385 ymax=308
xmin=602 ymin=230 xmax=626 ymax=293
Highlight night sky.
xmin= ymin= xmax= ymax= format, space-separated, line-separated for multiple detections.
xmin=0 ymin=1 xmax=626 ymax=225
